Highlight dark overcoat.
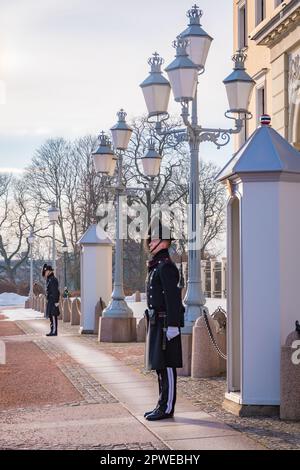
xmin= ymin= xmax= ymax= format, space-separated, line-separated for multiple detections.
xmin=145 ymin=248 xmax=184 ymax=370
xmin=46 ymin=273 xmax=60 ymax=318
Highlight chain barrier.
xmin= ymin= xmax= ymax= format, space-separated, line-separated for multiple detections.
xmin=203 ymin=307 xmax=227 ymax=360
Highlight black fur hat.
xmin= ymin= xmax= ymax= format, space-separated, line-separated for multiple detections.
xmin=145 ymin=217 xmax=175 ymax=251
xmin=42 ymin=263 xmax=53 ymax=277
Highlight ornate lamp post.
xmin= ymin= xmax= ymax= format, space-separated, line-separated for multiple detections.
xmin=140 ymin=4 xmax=255 ymax=334
xmin=62 ymin=243 xmax=68 ymax=290
xmin=92 ymin=110 xmax=133 ymax=318
xmin=93 ymin=109 xmax=162 ymax=320
xmin=28 ymin=230 xmax=35 ymax=306
xmin=48 ymin=202 xmax=59 ymax=273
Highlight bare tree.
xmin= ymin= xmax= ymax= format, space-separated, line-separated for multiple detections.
xmin=0 ymin=176 xmax=37 ymax=285
xmin=119 ymin=117 xmax=227 ymax=290
xmin=0 ymin=115 xmax=226 ymax=293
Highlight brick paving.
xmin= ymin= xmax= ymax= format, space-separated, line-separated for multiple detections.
xmin=81 ymin=337 xmax=300 ymax=451
xmin=0 ymin=341 xmax=82 ymax=411
xmin=35 ymin=338 xmax=117 ymax=405
xmin=0 ymin=316 xmax=167 ymax=450
xmin=0 ymin=401 xmax=168 ymax=450
xmin=0 ymin=437 xmax=167 ymax=451
xmin=2 ymin=315 xmax=299 ymax=450
xmin=0 ymin=321 xmax=25 ymax=336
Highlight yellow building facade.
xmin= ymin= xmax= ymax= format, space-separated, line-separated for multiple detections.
xmin=233 ymin=0 xmax=300 ymax=150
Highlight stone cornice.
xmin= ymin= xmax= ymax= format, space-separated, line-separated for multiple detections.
xmin=251 ymin=0 xmax=300 ymax=48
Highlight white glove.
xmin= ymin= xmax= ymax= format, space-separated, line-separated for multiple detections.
xmin=55 ymin=303 xmax=59 ymax=307
xmin=166 ymin=326 xmax=180 ymax=341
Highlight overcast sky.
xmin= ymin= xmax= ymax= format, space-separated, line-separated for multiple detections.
xmin=0 ymin=0 xmax=233 ymax=173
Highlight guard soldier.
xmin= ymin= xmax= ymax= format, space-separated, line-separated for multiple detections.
xmin=144 ymin=220 xmax=184 ymax=421
xmin=42 ymin=264 xmax=60 ymax=336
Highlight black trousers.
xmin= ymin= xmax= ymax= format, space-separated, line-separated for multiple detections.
xmin=49 ymin=315 xmax=58 ymax=335
xmin=156 ymin=368 xmax=177 ymax=414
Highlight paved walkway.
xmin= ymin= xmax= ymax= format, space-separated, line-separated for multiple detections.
xmin=0 ymin=308 xmax=265 ymax=450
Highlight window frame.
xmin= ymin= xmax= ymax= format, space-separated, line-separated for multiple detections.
xmin=255 ymin=0 xmax=266 ymax=26
xmin=238 ymin=1 xmax=247 ymax=49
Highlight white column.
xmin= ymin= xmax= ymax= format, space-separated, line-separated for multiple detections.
xmin=201 ymin=260 xmax=206 ymax=296
xmin=221 ymin=257 xmax=227 ymax=298
xmin=210 ymin=258 xmax=216 ymax=299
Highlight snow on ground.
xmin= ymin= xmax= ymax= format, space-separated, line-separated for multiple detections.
xmin=125 ymin=296 xmax=227 ymax=318
xmin=205 ymin=298 xmax=227 ymax=313
xmin=0 ymin=308 xmax=44 ymax=321
xmin=0 ymin=292 xmax=28 ymax=307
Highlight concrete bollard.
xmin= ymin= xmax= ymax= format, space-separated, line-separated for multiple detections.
xmin=39 ymin=294 xmax=44 ymax=312
xmin=77 ymin=298 xmax=81 ymax=315
xmin=42 ymin=295 xmax=46 ymax=314
xmin=137 ymin=317 xmax=146 ymax=342
xmin=59 ymin=297 xmax=63 ymax=315
xmin=99 ymin=317 xmax=137 ymax=342
xmin=211 ymin=308 xmax=227 ymax=374
xmin=191 ymin=315 xmax=225 ymax=378
xmin=280 ymin=328 xmax=300 ymax=420
xmin=177 ymin=334 xmax=192 ymax=377
xmin=70 ymin=298 xmax=81 ymax=326
xmin=63 ymin=298 xmax=71 ymax=322
xmin=95 ymin=298 xmax=106 ymax=335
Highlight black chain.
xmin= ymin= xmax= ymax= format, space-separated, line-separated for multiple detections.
xmin=203 ymin=309 xmax=227 ymax=360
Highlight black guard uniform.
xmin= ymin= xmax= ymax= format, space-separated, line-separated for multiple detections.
xmin=145 ymin=247 xmax=184 ymax=419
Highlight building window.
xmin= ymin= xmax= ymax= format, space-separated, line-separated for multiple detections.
xmin=257 ymin=86 xmax=266 ymax=124
xmin=238 ymin=3 xmax=247 ymax=49
xmin=256 ymin=0 xmax=266 ymax=25
xmin=274 ymin=0 xmax=284 ymax=8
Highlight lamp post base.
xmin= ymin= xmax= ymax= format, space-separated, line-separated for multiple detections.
xmin=98 ymin=316 xmax=137 ymax=342
xmin=102 ymin=299 xmax=134 ymax=319
xmin=177 ymin=333 xmax=193 ymax=376
xmin=182 ymin=304 xmax=208 ymax=334
xmin=25 ymin=297 xmax=32 ymax=309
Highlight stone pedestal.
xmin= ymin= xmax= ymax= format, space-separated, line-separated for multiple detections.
xmin=39 ymin=294 xmax=44 ymax=313
xmin=134 ymin=291 xmax=141 ymax=302
xmin=70 ymin=298 xmax=80 ymax=326
xmin=191 ymin=315 xmax=223 ymax=378
xmin=42 ymin=295 xmax=46 ymax=314
xmin=62 ymin=298 xmax=71 ymax=322
xmin=177 ymin=334 xmax=192 ymax=376
xmin=78 ymin=224 xmax=113 ymax=335
xmin=94 ymin=298 xmax=106 ymax=334
xmin=98 ymin=317 xmax=137 ymax=342
xmin=59 ymin=297 xmax=63 ymax=315
xmin=280 ymin=330 xmax=300 ymax=421
xmin=222 ymin=398 xmax=279 ymax=417
xmin=137 ymin=317 xmax=146 ymax=343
